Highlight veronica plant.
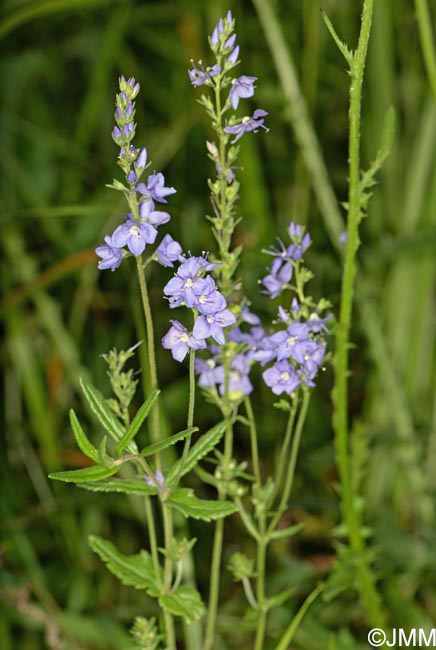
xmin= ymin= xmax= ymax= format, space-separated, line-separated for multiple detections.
xmin=49 ymin=11 xmax=345 ymax=650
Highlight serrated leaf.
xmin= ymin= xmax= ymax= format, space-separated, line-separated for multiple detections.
xmin=116 ymin=390 xmax=160 ymax=457
xmin=78 ymin=478 xmax=158 ymax=496
xmin=140 ymin=426 xmax=197 ymax=457
xmin=168 ymin=488 xmax=238 ymax=522
xmin=79 ymin=377 xmax=124 ymax=439
xmin=88 ymin=535 xmax=160 ymax=597
xmin=166 ymin=421 xmax=227 ymax=485
xmin=270 ymin=523 xmax=304 ymax=540
xmin=49 ymin=465 xmax=119 ymax=483
xmin=69 ymin=409 xmax=99 ymax=463
xmin=158 ymin=586 xmax=205 ymax=624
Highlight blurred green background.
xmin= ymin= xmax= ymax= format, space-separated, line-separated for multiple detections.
xmin=1 ymin=0 xmax=436 ymax=648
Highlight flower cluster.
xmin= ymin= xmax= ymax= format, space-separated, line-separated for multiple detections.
xmin=96 ymin=76 xmax=178 ymax=271
xmin=253 ymin=309 xmax=328 ymax=394
xmin=162 ymin=257 xmax=236 ymax=362
xmin=189 ymin=11 xmax=268 ymax=147
xmin=253 ymin=223 xmax=330 ymax=394
xmin=261 ymin=222 xmax=312 ymax=299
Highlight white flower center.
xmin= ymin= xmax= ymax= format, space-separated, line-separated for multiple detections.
xmin=129 ymin=225 xmax=140 ymax=236
xmin=207 ymin=316 xmax=214 ymax=324
xmin=185 ymin=279 xmax=193 ymax=288
xmin=287 ymin=336 xmax=297 ymax=345
xmin=199 ymin=295 xmax=207 ymax=303
xmin=180 ymin=333 xmax=189 ymax=343
xmin=280 ymin=372 xmax=290 ymax=381
xmin=242 ymin=116 xmax=250 ymax=124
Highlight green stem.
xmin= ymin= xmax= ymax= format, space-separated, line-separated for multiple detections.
xmin=244 ymin=397 xmax=261 ymax=487
xmin=204 ymin=422 xmax=234 ymax=650
xmin=144 ymin=496 xmax=162 ymax=589
xmin=414 ymin=0 xmax=436 ymax=99
xmin=173 ymin=349 xmax=196 ymax=487
xmin=204 ymin=516 xmax=224 ymax=650
xmin=135 ymin=257 xmax=160 ymax=450
xmin=274 ymin=583 xmax=324 ymax=650
xmin=274 ymin=398 xmax=299 ymax=498
xmin=162 ymin=502 xmax=176 ymax=649
xmin=268 ymin=390 xmax=310 ymax=536
xmin=254 ymin=526 xmax=267 ymax=650
xmin=332 ymin=0 xmax=385 ymax=629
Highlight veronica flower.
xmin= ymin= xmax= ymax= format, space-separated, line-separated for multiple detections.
xmin=263 ymin=360 xmax=301 ymax=395
xmin=112 ymin=216 xmax=157 ymax=256
xmin=136 ymin=172 xmax=176 ymax=204
xmin=261 ymin=257 xmax=293 ymax=299
xmin=218 ymin=354 xmax=253 ymax=396
xmin=162 ymin=320 xmax=206 ymax=362
xmin=96 ymin=235 xmax=123 ymax=271
xmin=195 ymin=357 xmax=222 ymax=388
xmin=229 ymin=75 xmax=257 ymax=110
xmin=188 ymin=61 xmax=221 ymax=87
xmin=268 ymin=323 xmax=310 ymax=362
xmin=193 ymin=308 xmax=236 ymax=345
xmin=193 ymin=276 xmax=227 ymax=315
xmin=163 ymin=258 xmax=204 ymax=307
xmin=224 ymin=109 xmax=268 ymax=143
xmin=156 ymin=234 xmax=185 ymax=268
xmin=139 ymin=198 xmax=170 ymax=226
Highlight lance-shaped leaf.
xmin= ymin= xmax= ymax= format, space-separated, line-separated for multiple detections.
xmin=49 ymin=464 xmax=119 ymax=483
xmin=89 ymin=535 xmax=160 ymax=597
xmin=79 ymin=478 xmax=158 ymax=496
xmin=115 ymin=390 xmax=160 ymax=457
xmin=158 ymin=586 xmax=205 ymax=624
xmin=69 ymin=409 xmax=99 ymax=463
xmin=168 ymin=488 xmax=238 ymax=522
xmin=166 ymin=421 xmax=227 ymax=485
xmin=79 ymin=377 xmax=137 ymax=454
xmin=140 ymin=427 xmax=198 ymax=457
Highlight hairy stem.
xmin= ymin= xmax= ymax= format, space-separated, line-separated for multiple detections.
xmin=332 ymin=0 xmax=385 ymax=628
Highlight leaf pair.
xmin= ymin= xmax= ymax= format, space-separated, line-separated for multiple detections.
xmin=89 ymin=536 xmax=205 ymax=624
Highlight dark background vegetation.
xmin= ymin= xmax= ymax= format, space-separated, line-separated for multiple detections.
xmin=1 ymin=0 xmax=436 ymax=648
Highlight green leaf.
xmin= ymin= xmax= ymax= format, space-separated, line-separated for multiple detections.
xmin=321 ymin=9 xmax=353 ymax=66
xmin=49 ymin=464 xmax=119 ymax=483
xmin=116 ymin=390 xmax=160 ymax=457
xmin=267 ymin=586 xmax=295 ymax=610
xmin=158 ymin=586 xmax=205 ymax=624
xmin=89 ymin=535 xmax=160 ymax=597
xmin=168 ymin=488 xmax=238 ymax=522
xmin=79 ymin=377 xmax=137 ymax=454
xmin=78 ymin=478 xmax=158 ymax=496
xmin=270 ymin=523 xmax=304 ymax=540
xmin=166 ymin=421 xmax=227 ymax=485
xmin=69 ymin=409 xmax=99 ymax=462
xmin=140 ymin=427 xmax=197 ymax=457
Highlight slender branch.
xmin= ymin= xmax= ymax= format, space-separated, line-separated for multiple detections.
xmin=268 ymin=390 xmax=310 ymax=536
xmin=274 ymin=398 xmax=299 ymax=498
xmin=274 ymin=583 xmax=324 ymax=650
xmin=135 ymin=257 xmax=160 ymax=450
xmin=244 ymin=397 xmax=261 ymax=487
